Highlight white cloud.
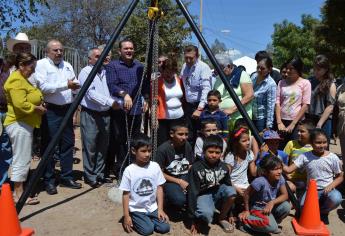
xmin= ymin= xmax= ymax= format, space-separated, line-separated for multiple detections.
xmin=224 ymin=49 xmax=242 ymax=60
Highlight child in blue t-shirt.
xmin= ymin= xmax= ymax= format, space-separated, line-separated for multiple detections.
xmin=200 ymin=90 xmax=228 ymax=139
xmin=256 ymin=130 xmax=288 ymax=166
xmin=239 ymin=155 xmax=291 ymax=234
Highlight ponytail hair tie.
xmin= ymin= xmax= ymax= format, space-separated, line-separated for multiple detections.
xmin=234 ymin=127 xmax=247 ymax=138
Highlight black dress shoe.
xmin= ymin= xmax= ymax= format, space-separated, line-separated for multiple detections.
xmin=60 ymin=179 xmax=82 ymax=189
xmin=46 ymin=184 xmax=58 ymax=195
xmin=84 ymin=179 xmax=100 ymax=188
xmin=97 ymin=177 xmax=113 ymax=184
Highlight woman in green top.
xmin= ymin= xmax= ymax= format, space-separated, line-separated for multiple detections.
xmin=4 ymin=53 xmax=46 ymax=204
xmin=214 ymin=55 xmax=254 ymax=131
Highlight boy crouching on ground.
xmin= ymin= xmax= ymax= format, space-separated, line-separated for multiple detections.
xmin=119 ymin=134 xmax=170 ymax=235
xmin=188 ymin=135 xmax=237 ymax=234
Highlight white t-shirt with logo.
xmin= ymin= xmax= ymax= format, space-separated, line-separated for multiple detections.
xmin=119 ymin=161 xmax=166 ymax=213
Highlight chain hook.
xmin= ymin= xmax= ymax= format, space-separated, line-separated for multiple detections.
xmin=148 ymin=0 xmax=164 ymax=20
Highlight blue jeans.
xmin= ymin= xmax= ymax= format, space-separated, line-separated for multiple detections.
xmin=195 ymin=184 xmax=236 ymax=224
xmin=42 ymin=105 xmax=74 ymax=185
xmin=242 ymin=201 xmax=291 ymax=234
xmin=253 ymin=118 xmax=266 ymax=133
xmin=0 ymin=111 xmax=12 ymax=187
xmin=322 ymin=119 xmax=332 ymax=140
xmin=130 ymin=210 xmax=170 ymax=235
xmin=163 ymin=174 xmax=188 ymax=209
xmin=300 ymin=189 xmax=342 ymax=215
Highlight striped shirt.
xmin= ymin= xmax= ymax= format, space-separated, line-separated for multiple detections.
xmin=284 ymin=140 xmax=313 ymax=181
xmin=251 ymin=73 xmax=277 ymax=128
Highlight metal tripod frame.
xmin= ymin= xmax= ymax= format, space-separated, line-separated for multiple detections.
xmin=17 ymin=0 xmax=298 ymax=216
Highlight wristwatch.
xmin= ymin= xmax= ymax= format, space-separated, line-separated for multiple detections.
xmin=119 ymin=91 xmax=127 ymax=97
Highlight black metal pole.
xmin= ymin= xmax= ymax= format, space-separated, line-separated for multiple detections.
xmin=175 ymin=0 xmax=262 ymax=145
xmin=16 ymin=0 xmax=141 ymax=214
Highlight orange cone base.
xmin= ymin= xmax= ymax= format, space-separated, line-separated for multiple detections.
xmin=18 ymin=228 xmax=35 ymax=236
xmin=292 ymin=218 xmax=330 ymax=236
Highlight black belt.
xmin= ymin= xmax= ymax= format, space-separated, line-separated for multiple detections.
xmin=46 ymin=102 xmax=71 ymax=110
xmin=81 ymin=106 xmax=110 ymax=116
xmin=0 ymin=104 xmax=7 ymax=112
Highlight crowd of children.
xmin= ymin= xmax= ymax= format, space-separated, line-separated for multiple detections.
xmin=118 ymin=89 xmax=343 ymax=235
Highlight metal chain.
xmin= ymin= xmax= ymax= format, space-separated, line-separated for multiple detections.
xmin=150 ymin=20 xmax=159 ymax=160
xmin=119 ymin=19 xmax=158 ymax=180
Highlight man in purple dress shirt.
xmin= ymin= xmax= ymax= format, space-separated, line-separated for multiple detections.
xmin=105 ymin=39 xmax=149 ymax=178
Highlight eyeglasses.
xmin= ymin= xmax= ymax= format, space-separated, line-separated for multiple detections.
xmin=257 ymin=66 xmax=267 ymax=71
xmin=52 ymin=49 xmax=64 ymax=52
xmin=222 ymin=64 xmax=231 ymax=70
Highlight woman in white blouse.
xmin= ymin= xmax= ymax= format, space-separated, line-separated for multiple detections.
xmin=156 ymin=56 xmax=185 ymax=146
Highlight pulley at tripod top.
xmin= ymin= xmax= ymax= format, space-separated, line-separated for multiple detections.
xmin=147 ymin=0 xmax=164 ymax=20
xmin=148 ymin=7 xmax=164 ymax=20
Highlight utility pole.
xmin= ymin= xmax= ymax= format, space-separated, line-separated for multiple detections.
xmin=198 ymin=0 xmax=203 ymax=59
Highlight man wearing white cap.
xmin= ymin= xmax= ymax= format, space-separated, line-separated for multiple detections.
xmin=6 ymin=32 xmax=32 ymax=54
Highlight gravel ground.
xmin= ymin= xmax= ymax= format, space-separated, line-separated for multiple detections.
xmin=19 ymin=128 xmax=345 ymax=235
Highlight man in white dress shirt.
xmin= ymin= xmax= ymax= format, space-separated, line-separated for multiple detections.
xmin=79 ymin=48 xmax=121 ymax=188
xmin=35 ymin=40 xmax=81 ymax=195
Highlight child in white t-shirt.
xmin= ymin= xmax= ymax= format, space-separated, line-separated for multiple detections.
xmin=119 ymin=134 xmax=170 ymax=235
xmin=224 ymin=127 xmax=257 ymax=195
xmin=194 ymin=119 xmax=227 ymax=159
xmin=284 ymin=128 xmax=344 ymax=224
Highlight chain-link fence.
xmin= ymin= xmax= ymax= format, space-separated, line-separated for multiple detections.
xmin=1 ymin=39 xmax=87 ymax=76
xmin=31 ymin=40 xmax=88 ymax=75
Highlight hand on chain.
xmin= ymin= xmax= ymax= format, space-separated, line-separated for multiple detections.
xmin=124 ymin=94 xmax=133 ymax=111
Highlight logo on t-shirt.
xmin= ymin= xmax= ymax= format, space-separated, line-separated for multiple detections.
xmin=166 ymin=156 xmax=190 ymax=176
xmin=133 ymin=178 xmax=154 ymax=196
xmin=197 ymin=168 xmax=227 ymax=190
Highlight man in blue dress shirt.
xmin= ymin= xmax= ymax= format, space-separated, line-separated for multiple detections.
xmin=180 ymin=45 xmax=212 ymax=144
xmin=105 ymin=39 xmax=149 ymax=178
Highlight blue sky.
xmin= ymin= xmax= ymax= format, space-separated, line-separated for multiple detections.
xmin=2 ymin=0 xmax=324 ymax=57
xmin=186 ymin=0 xmax=325 ymax=58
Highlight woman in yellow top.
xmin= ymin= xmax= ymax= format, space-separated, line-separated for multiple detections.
xmin=4 ymin=52 xmax=46 ymax=204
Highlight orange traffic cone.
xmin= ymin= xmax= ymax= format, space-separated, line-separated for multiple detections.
xmin=0 ymin=183 xmax=34 ymax=236
xmin=292 ymin=179 xmax=330 ymax=235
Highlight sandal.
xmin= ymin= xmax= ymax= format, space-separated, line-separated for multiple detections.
xmin=25 ymin=197 xmax=40 ymax=205
xmin=219 ymin=220 xmax=235 ymax=233
xmin=32 ymin=155 xmax=41 ymax=161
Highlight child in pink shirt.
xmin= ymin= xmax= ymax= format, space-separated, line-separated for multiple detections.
xmin=275 ymin=57 xmax=311 ymax=148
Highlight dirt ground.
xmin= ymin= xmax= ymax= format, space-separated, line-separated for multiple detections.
xmin=19 ymin=128 xmax=345 ymax=236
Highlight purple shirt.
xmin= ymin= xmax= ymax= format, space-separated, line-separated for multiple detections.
xmin=105 ymin=59 xmax=148 ymax=115
xmin=250 ymin=175 xmax=285 ymax=208
xmin=0 ymin=71 xmax=10 ymax=109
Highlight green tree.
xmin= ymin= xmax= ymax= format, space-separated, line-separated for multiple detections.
xmin=315 ymin=0 xmax=345 ymax=76
xmin=23 ymin=0 xmax=191 ymax=61
xmin=271 ymin=14 xmax=319 ymax=73
xmin=210 ymin=39 xmax=227 ymax=55
xmin=0 ymin=0 xmax=48 ymax=31
xmin=24 ymin=0 xmax=128 ymax=52
xmin=121 ymin=0 xmax=192 ymax=61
